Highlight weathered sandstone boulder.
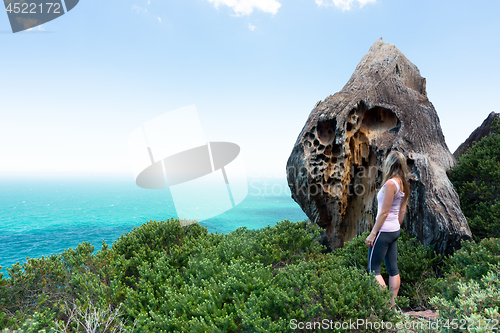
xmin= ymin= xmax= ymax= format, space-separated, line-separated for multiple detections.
xmin=287 ymin=38 xmax=471 ymax=254
xmin=454 ymin=112 xmax=500 ymax=158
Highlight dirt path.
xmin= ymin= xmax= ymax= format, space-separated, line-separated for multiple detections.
xmin=402 ymin=309 xmax=439 ymax=320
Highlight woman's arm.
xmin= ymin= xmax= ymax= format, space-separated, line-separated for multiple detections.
xmin=399 ymin=197 xmax=408 ymax=225
xmin=365 ymin=181 xmax=396 ymax=247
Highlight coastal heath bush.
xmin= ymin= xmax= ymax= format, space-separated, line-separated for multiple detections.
xmin=443 ymin=238 xmax=500 ymax=282
xmin=0 ymin=240 xmax=116 ymax=331
xmin=114 ymin=219 xmax=396 ymax=332
xmin=237 ymin=257 xmax=396 ymax=332
xmin=428 ymin=237 xmax=500 ymax=304
xmin=250 ymin=220 xmax=325 ymax=265
xmin=396 ymin=233 xmax=442 ymax=309
xmin=114 ymin=220 xmax=328 ymax=332
xmin=0 ymin=219 xmax=398 ymax=332
xmin=417 ymin=265 xmax=500 ymax=333
xmin=0 ymin=253 xmax=122 ymax=332
xmin=111 ymin=218 xmax=215 ymax=281
xmin=0 ymin=312 xmax=53 ymax=333
xmin=448 ymin=118 xmax=500 ymax=239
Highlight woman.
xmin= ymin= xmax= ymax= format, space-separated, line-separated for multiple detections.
xmin=365 ymin=150 xmax=409 ymax=308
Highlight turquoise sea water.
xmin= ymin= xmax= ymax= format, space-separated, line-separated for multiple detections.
xmin=0 ymin=174 xmax=307 ymax=273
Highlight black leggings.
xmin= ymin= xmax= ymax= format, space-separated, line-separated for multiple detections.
xmin=368 ymin=230 xmax=400 ymax=276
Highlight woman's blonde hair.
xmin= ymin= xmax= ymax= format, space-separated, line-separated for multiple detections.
xmin=381 ymin=150 xmax=410 ymax=205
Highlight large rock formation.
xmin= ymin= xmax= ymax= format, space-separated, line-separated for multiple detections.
xmin=287 ymin=38 xmax=471 ymax=254
xmin=454 ymin=112 xmax=500 ymax=158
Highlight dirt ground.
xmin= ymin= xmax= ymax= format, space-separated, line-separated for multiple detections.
xmin=402 ymin=309 xmax=439 ymax=320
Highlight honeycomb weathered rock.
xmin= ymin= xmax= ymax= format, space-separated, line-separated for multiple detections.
xmin=286 ymin=38 xmax=471 ymax=254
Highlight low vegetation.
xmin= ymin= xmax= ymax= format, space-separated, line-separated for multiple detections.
xmin=0 ymin=218 xmax=499 ymax=332
xmin=448 ymin=118 xmax=500 ymax=239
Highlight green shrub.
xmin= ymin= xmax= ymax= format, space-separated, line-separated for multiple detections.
xmin=396 ymin=233 xmax=443 ymax=309
xmin=250 ymin=220 xmax=325 ymax=265
xmin=0 ymin=219 xmax=433 ymax=332
xmin=443 ymin=238 xmax=500 ymax=281
xmin=0 ymin=240 xmax=116 ymax=331
xmin=0 ymin=312 xmax=55 ymax=333
xmin=111 ymin=218 xmax=214 ymax=279
xmin=428 ymin=265 xmax=500 ymax=333
xmin=333 ymin=231 xmax=370 ymax=270
xmin=116 ymin=220 xmax=382 ymax=332
xmin=449 ymin=118 xmax=500 ymax=239
xmin=237 ymin=258 xmax=396 ymax=333
xmin=402 ymin=237 xmax=500 ymax=315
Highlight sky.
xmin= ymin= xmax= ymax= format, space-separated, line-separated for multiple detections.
xmin=1 ymin=0 xmax=499 ymax=179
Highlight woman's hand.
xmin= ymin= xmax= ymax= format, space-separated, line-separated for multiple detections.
xmin=365 ymin=232 xmax=377 ymax=247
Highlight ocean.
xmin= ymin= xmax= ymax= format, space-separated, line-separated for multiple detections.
xmin=0 ymin=174 xmax=307 ymax=274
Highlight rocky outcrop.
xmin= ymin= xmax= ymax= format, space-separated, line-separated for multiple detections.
xmin=454 ymin=112 xmax=500 ymax=158
xmin=286 ymin=38 xmax=471 ymax=254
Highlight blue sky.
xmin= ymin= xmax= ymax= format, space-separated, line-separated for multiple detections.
xmin=1 ymin=0 xmax=499 ymax=178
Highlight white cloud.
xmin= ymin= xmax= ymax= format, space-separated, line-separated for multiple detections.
xmin=158 ymin=17 xmax=162 ymax=23
xmin=27 ymin=24 xmax=45 ymax=31
xmin=315 ymin=0 xmax=376 ymax=11
xmin=248 ymin=23 xmax=256 ymax=31
xmin=132 ymin=4 xmax=148 ymax=13
xmin=207 ymin=0 xmax=281 ymax=16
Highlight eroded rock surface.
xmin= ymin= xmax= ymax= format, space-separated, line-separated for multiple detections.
xmin=287 ymin=38 xmax=471 ymax=254
xmin=454 ymin=112 xmax=500 ymax=158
